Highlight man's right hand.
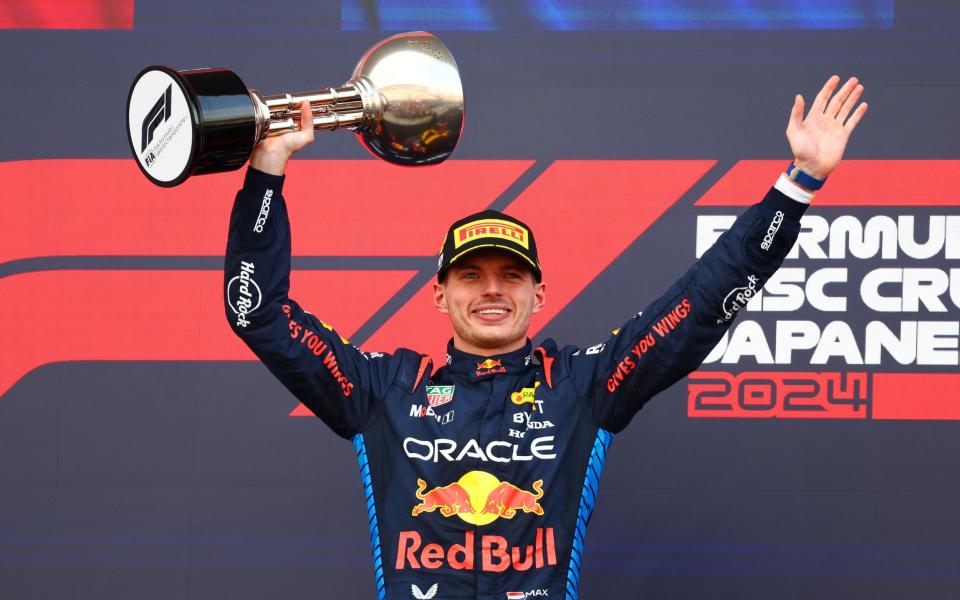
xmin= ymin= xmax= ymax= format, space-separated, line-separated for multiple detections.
xmin=249 ymin=100 xmax=315 ymax=176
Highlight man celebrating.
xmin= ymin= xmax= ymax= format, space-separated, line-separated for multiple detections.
xmin=224 ymin=76 xmax=867 ymax=599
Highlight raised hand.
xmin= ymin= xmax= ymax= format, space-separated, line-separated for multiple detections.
xmin=249 ymin=100 xmax=315 ymax=176
xmin=786 ymin=75 xmax=868 ymax=181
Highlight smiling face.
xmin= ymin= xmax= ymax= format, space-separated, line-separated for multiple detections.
xmin=434 ymin=248 xmax=546 ymax=356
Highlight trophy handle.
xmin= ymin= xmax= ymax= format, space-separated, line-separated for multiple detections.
xmin=250 ymin=84 xmax=366 ymax=139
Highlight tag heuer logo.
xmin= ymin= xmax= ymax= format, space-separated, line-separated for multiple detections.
xmin=426 ymin=385 xmax=455 ymax=408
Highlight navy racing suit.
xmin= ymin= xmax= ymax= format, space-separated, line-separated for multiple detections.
xmin=224 ymin=167 xmax=807 ymax=599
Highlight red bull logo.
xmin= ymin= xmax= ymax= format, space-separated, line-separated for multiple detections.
xmin=476 ymin=358 xmax=507 ymax=377
xmin=482 ymin=479 xmax=544 ymax=518
xmin=411 ymin=471 xmax=545 ymax=526
xmin=411 ymin=479 xmax=475 ymax=517
xmin=396 ymin=528 xmax=557 ymax=572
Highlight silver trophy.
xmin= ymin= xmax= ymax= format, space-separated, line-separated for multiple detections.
xmin=126 ymin=32 xmax=464 ymax=187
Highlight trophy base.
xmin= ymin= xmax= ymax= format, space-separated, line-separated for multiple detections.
xmin=127 ymin=66 xmax=256 ymax=187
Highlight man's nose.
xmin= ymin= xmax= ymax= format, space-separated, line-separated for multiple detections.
xmin=481 ymin=276 xmax=503 ymax=295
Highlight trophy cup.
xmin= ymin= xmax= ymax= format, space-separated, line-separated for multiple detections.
xmin=126 ymin=31 xmax=464 ymax=187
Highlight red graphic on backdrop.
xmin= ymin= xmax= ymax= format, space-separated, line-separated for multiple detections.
xmin=689 ymin=371 xmax=960 ymax=421
xmin=688 ymin=371 xmax=871 ymax=419
xmin=0 ymin=270 xmax=413 ymax=398
xmin=0 ymin=0 xmax=134 ymax=29
xmin=2 ymin=158 xmax=957 ymax=422
xmin=690 ymin=158 xmax=960 ymax=421
xmin=356 ymin=160 xmax=713 ymax=392
xmin=0 ymin=159 xmax=535 ymax=264
xmin=697 ymin=159 xmax=960 ymax=206
xmin=0 ymin=159 xmax=709 ymax=412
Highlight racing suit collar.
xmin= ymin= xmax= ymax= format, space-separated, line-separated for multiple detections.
xmin=445 ymin=339 xmax=533 ymax=381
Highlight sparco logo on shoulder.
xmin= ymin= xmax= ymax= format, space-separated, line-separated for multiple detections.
xmin=717 ymin=274 xmax=760 ymax=325
xmin=227 ymin=260 xmax=262 ymax=328
xmin=253 ymin=189 xmax=273 ymax=233
xmin=760 ymin=210 xmax=784 ymax=250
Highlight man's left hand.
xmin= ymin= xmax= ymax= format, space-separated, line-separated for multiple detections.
xmin=786 ymin=75 xmax=868 ymax=181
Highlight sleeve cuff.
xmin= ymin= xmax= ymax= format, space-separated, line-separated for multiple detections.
xmin=244 ymin=166 xmax=286 ymax=195
xmin=774 ymin=172 xmax=814 ymax=204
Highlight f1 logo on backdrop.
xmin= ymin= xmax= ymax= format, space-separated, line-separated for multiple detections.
xmin=0 ymin=159 xmax=957 ymax=422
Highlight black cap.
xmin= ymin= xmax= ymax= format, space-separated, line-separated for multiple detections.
xmin=436 ymin=210 xmax=542 ymax=282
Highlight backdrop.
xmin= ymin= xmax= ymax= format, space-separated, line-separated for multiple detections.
xmin=1 ymin=1 xmax=958 ymax=598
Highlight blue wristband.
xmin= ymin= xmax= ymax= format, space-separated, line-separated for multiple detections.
xmin=786 ymin=163 xmax=826 ymax=191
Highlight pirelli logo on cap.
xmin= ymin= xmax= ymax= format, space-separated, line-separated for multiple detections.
xmin=453 ymin=219 xmax=529 ymax=249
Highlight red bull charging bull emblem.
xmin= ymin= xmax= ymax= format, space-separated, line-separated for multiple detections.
xmin=412 ymin=471 xmax=544 ymax=525
xmin=475 ymin=359 xmax=506 ymax=378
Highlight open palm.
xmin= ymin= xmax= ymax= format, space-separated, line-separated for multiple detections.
xmin=786 ymin=75 xmax=868 ymax=181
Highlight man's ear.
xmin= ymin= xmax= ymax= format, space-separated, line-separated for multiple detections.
xmin=531 ymin=282 xmax=546 ymax=314
xmin=433 ymin=282 xmax=449 ymax=314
